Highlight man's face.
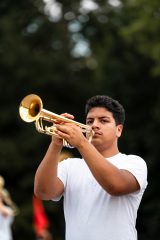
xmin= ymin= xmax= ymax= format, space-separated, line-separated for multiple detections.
xmin=86 ymin=107 xmax=123 ymax=150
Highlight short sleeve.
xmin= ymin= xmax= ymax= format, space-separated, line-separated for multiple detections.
xmin=120 ymin=155 xmax=148 ymax=190
xmin=52 ymin=158 xmax=70 ymax=202
xmin=57 ymin=159 xmax=69 ymax=186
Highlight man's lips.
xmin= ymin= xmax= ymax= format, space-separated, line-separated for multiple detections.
xmin=93 ymin=131 xmax=102 ymax=137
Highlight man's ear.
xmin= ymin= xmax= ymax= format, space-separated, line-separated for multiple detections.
xmin=116 ymin=124 xmax=123 ymax=138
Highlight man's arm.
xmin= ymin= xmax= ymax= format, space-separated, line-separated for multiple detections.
xmin=77 ymin=141 xmax=140 ymax=196
xmin=34 ymin=141 xmax=64 ymax=200
xmin=55 ymin=124 xmax=140 ymax=196
xmin=34 ymin=113 xmax=75 ymax=200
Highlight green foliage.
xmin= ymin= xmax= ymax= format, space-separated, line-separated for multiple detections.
xmin=0 ymin=0 xmax=160 ymax=239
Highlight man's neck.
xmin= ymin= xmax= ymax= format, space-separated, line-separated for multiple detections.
xmin=100 ymin=149 xmax=120 ymax=158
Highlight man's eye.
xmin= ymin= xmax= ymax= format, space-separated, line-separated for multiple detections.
xmin=86 ymin=120 xmax=92 ymax=125
xmin=101 ymin=119 xmax=108 ymax=123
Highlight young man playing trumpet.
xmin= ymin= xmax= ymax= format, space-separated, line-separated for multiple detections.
xmin=34 ymin=95 xmax=148 ymax=240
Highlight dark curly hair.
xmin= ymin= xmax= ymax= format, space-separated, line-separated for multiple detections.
xmin=85 ymin=95 xmax=125 ymax=125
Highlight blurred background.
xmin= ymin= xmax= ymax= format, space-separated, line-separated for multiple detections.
xmin=0 ymin=0 xmax=160 ymax=239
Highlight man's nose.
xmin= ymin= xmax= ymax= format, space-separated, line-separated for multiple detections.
xmin=91 ymin=119 xmax=100 ymax=129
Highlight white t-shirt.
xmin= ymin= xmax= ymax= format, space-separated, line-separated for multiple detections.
xmin=0 ymin=207 xmax=14 ymax=240
xmin=53 ymin=153 xmax=148 ymax=240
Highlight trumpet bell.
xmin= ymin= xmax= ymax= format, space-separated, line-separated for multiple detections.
xmin=19 ymin=94 xmax=42 ymax=122
xmin=19 ymin=94 xmax=94 ymax=148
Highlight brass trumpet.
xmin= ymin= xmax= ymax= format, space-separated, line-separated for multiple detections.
xmin=19 ymin=94 xmax=93 ymax=148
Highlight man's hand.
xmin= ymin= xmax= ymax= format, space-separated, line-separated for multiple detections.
xmin=51 ymin=113 xmax=75 ymax=147
xmin=55 ymin=121 xmax=87 ymax=148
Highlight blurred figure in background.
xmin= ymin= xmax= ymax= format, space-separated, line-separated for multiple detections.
xmin=32 ymin=194 xmax=53 ymax=240
xmin=0 ymin=175 xmax=18 ymax=240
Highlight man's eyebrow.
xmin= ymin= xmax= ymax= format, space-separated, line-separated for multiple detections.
xmin=86 ymin=116 xmax=111 ymax=120
xmin=100 ymin=116 xmax=110 ymax=119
